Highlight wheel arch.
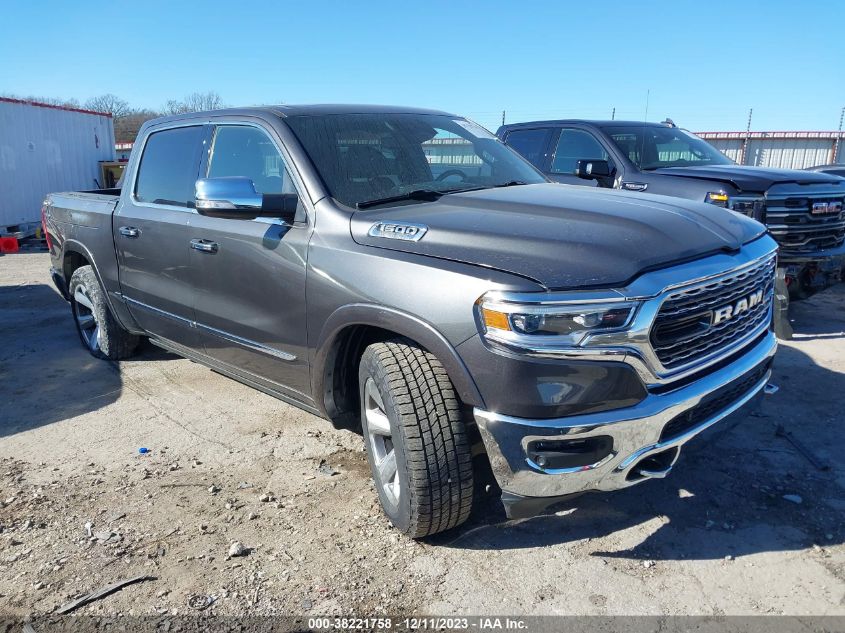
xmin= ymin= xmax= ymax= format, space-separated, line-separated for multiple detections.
xmin=61 ymin=240 xmax=135 ymax=332
xmin=312 ymin=304 xmax=485 ymax=429
xmin=61 ymin=240 xmax=94 ymax=286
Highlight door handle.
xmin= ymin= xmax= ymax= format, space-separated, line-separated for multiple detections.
xmin=190 ymin=239 xmax=219 ymax=253
xmin=119 ymin=226 xmax=141 ymax=238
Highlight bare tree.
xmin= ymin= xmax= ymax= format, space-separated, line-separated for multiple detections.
xmin=163 ymin=91 xmax=225 ymax=115
xmin=84 ymin=94 xmax=131 ymax=118
xmin=1 ymin=92 xmax=81 ymax=108
xmin=1 ymin=90 xmax=229 ymax=144
xmin=114 ymin=109 xmax=160 ymax=144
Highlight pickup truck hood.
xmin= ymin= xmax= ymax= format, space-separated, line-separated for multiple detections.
xmin=651 ymin=165 xmax=843 ymax=193
xmin=350 ymin=183 xmax=766 ymax=289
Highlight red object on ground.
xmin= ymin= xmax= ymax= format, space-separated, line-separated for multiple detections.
xmin=0 ymin=236 xmax=20 ymax=253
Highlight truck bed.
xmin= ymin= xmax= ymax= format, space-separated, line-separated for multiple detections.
xmin=44 ymin=189 xmax=123 ymax=300
xmin=47 ymin=190 xmax=120 ymax=228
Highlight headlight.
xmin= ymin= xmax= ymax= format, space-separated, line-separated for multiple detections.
xmin=705 ymin=192 xmax=729 ymax=207
xmin=706 ymin=193 xmax=766 ymax=219
xmin=477 ymin=294 xmax=639 ymax=348
xmin=729 ymin=197 xmax=765 ymax=219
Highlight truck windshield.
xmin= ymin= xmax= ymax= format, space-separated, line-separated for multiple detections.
xmin=285 ymin=113 xmax=546 ymax=208
xmin=602 ymin=126 xmax=733 ymax=170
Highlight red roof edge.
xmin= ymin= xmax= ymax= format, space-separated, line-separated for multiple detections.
xmin=0 ymin=96 xmax=113 ymax=118
xmin=696 ymin=130 xmax=840 ymax=136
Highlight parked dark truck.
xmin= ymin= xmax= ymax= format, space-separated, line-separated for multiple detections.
xmin=498 ymin=120 xmax=845 ymax=297
xmin=45 ymin=106 xmax=778 ymax=537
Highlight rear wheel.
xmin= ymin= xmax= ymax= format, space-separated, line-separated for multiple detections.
xmin=358 ymin=339 xmax=474 ymax=538
xmin=69 ymin=265 xmax=139 ymax=360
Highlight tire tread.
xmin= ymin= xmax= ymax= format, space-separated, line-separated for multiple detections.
xmin=69 ymin=265 xmax=139 ymax=360
xmin=362 ymin=339 xmax=473 ymax=537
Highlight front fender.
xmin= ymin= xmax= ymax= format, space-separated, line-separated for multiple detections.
xmin=311 ymin=303 xmax=486 ymax=417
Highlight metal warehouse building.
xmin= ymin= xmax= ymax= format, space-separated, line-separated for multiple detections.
xmin=0 ymin=98 xmax=115 ymax=233
xmin=696 ymin=130 xmax=843 ymax=170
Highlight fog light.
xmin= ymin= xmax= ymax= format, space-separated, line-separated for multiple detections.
xmin=527 ymin=436 xmax=613 ymax=471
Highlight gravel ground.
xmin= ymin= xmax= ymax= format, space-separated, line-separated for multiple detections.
xmin=1 ymin=251 xmax=843 ymax=619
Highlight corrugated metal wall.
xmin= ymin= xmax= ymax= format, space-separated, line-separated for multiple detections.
xmin=745 ymin=138 xmax=833 ymax=169
xmin=706 ymin=139 xmax=744 ymax=164
xmin=0 ymin=100 xmax=115 ymax=228
xmin=701 ymin=133 xmax=841 ymax=169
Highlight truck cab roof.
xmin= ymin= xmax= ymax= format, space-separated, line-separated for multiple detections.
xmin=498 ymin=120 xmax=670 ymax=132
xmin=148 ymin=104 xmax=455 ymax=127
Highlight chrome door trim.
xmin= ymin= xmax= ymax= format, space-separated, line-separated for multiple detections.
xmin=122 ymin=295 xmax=297 ymax=362
xmin=196 ymin=322 xmax=297 ymax=362
xmin=123 ymin=295 xmax=194 ymax=327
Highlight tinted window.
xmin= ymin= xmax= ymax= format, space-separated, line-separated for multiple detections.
xmin=603 ymin=126 xmax=732 ymax=170
xmin=285 ymin=114 xmax=545 ymax=208
xmin=504 ymin=128 xmax=552 ymax=168
xmin=135 ymin=126 xmax=203 ymax=207
xmin=207 ymin=126 xmax=296 ymax=194
xmin=551 ymin=129 xmax=609 ymax=175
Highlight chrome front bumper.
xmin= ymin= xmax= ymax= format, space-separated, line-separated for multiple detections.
xmin=474 ymin=332 xmax=777 ymax=501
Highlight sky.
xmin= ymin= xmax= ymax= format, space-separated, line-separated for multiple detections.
xmin=1 ymin=0 xmax=843 ymax=133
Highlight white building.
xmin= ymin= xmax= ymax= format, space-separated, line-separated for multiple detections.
xmin=0 ymin=97 xmax=115 ymax=233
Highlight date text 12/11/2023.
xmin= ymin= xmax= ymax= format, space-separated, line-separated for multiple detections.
xmin=307 ymin=617 xmax=528 ymax=630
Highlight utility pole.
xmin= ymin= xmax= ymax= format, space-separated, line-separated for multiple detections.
xmin=833 ymin=106 xmax=844 ymax=164
xmin=611 ymin=107 xmax=615 ymax=121
xmin=740 ymin=108 xmax=753 ymax=165
xmin=644 ymin=90 xmax=650 ymax=122
xmin=501 ymin=110 xmax=506 ymax=127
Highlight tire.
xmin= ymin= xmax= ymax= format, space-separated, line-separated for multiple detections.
xmin=69 ymin=265 xmax=139 ymax=360
xmin=358 ymin=339 xmax=474 ymax=538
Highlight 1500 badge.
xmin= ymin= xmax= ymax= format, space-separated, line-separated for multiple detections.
xmin=368 ymin=221 xmax=428 ymax=242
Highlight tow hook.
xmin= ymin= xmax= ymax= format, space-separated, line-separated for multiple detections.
xmin=763 ymin=383 xmax=779 ymax=395
xmin=632 ymin=447 xmax=678 ymax=481
xmin=637 ymin=464 xmax=673 ymax=479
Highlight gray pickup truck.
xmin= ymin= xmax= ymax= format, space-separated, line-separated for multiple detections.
xmin=44 ymin=105 xmax=778 ymax=537
xmin=498 ymin=120 xmax=845 ymax=297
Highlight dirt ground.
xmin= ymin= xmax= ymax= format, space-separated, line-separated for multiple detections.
xmin=1 ymin=251 xmax=843 ymax=619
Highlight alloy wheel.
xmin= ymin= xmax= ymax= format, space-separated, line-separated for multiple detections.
xmin=364 ymin=377 xmax=400 ymax=507
xmin=73 ymin=284 xmax=101 ymax=353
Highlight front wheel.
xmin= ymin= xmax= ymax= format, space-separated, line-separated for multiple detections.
xmin=69 ymin=265 xmax=139 ymax=360
xmin=359 ymin=340 xmax=474 ymax=538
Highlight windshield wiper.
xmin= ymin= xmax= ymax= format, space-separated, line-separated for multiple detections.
xmin=355 ymin=182 xmax=528 ymax=209
xmin=356 ymin=186 xmax=483 ymax=209
xmin=356 ymin=189 xmax=445 ymax=209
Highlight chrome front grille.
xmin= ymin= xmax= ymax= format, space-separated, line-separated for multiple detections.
xmin=650 ymin=254 xmax=776 ymax=370
xmin=765 ymin=188 xmax=845 ymax=254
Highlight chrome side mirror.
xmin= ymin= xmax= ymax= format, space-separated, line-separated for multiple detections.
xmin=195 ymin=177 xmax=262 ymax=218
xmin=195 ymin=177 xmax=298 ymax=222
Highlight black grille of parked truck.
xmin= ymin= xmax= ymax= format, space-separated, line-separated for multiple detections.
xmin=498 ymin=120 xmax=845 ymax=298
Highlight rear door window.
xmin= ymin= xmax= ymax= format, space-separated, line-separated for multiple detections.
xmin=134 ymin=126 xmax=204 ymax=207
xmin=503 ymin=128 xmax=553 ymax=168
xmin=550 ymin=129 xmax=610 ymax=175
